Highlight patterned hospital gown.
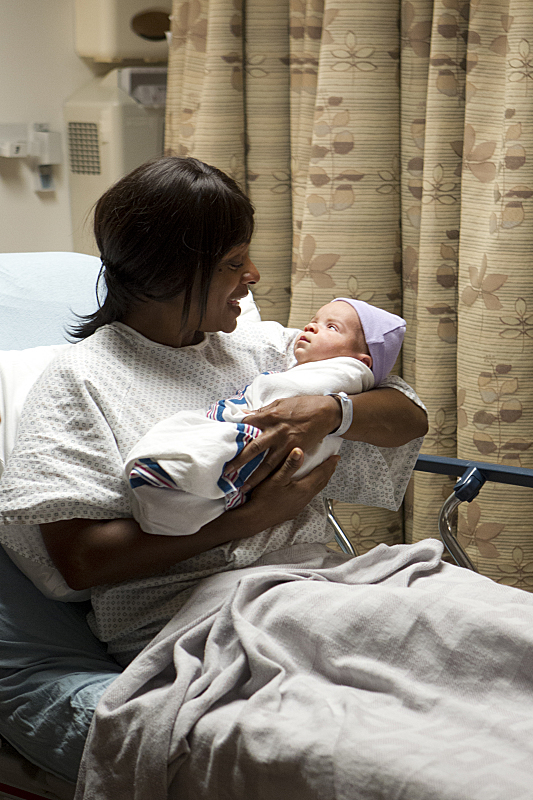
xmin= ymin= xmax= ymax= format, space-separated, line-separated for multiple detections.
xmin=0 ymin=320 xmax=423 ymax=660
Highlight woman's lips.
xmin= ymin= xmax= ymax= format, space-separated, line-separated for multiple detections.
xmin=229 ymin=292 xmax=248 ymax=305
xmin=228 ymin=298 xmax=242 ymax=314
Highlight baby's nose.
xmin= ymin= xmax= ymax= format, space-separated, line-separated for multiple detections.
xmin=304 ymin=322 xmax=317 ymax=332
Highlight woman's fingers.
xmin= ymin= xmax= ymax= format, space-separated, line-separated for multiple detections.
xmin=272 ymin=447 xmax=304 ymax=482
xmin=224 ymin=396 xmax=340 ymax=489
xmin=245 ymin=452 xmax=340 ymax=529
xmin=228 ymin=429 xmax=271 ymax=469
xmin=224 ymin=429 xmax=284 ymax=489
xmin=243 ymin=443 xmax=290 ymax=489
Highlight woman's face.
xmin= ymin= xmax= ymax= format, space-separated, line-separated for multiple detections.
xmin=122 ymin=243 xmax=260 ymax=348
xmin=199 ymin=243 xmax=260 ymax=333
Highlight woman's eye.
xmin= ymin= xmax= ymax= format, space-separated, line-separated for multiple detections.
xmin=229 ymin=263 xmax=243 ymax=271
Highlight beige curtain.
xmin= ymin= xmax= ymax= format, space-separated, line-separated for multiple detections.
xmin=402 ymin=0 xmax=533 ymax=589
xmin=165 ymin=0 xmax=293 ymax=321
xmin=165 ymin=0 xmax=533 ymax=589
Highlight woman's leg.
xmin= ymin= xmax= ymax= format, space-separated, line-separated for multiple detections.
xmin=0 ymin=545 xmax=122 ymax=783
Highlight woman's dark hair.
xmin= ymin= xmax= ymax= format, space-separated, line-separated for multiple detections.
xmin=70 ymin=156 xmax=254 ymax=339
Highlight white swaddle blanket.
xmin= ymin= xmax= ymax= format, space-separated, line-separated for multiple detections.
xmin=125 ymin=356 xmax=374 ymax=536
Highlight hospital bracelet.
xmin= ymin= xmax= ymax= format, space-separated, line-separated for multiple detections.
xmin=326 ymin=391 xmax=353 ymax=437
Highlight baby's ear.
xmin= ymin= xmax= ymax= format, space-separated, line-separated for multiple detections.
xmin=359 ymin=353 xmax=372 ymax=370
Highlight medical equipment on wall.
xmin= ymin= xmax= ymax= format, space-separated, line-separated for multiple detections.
xmin=74 ymin=0 xmax=171 ymax=62
xmin=0 ymin=123 xmax=62 ymax=192
xmin=63 ymin=67 xmax=167 ymax=255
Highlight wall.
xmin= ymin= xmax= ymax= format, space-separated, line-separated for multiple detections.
xmin=0 ymin=1 xmax=96 ymax=252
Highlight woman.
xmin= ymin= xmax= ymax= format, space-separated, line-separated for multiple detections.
xmin=0 ymin=157 xmax=427 ymax=782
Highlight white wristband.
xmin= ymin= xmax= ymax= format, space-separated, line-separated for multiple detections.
xmin=326 ymin=391 xmax=353 ymax=437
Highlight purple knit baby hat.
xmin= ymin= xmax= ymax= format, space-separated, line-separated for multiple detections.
xmin=333 ymin=298 xmax=406 ymax=386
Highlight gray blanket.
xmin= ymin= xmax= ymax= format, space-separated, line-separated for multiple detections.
xmin=75 ymin=540 xmax=533 ymax=800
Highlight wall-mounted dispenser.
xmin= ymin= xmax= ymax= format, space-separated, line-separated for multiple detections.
xmin=75 ymin=0 xmax=172 ymax=62
xmin=0 ymin=123 xmax=62 ymax=192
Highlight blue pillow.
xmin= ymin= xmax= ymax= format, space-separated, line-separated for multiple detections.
xmin=0 ymin=252 xmax=101 ymax=349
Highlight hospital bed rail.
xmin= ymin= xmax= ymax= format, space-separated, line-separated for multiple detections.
xmin=327 ymin=455 xmax=533 ymax=570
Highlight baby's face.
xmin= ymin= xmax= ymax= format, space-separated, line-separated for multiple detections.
xmin=294 ymin=301 xmax=371 ymax=366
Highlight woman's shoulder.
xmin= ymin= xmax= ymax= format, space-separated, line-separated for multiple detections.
xmin=44 ymin=323 xmax=142 ymax=368
xmin=20 ymin=325 xmax=141 ymax=408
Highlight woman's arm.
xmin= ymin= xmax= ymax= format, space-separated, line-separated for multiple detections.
xmin=226 ymin=386 xmax=428 ymax=489
xmin=344 ymin=386 xmax=428 ymax=445
xmin=40 ymin=448 xmax=339 ymax=590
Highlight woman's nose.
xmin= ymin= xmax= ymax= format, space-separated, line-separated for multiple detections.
xmin=242 ymin=257 xmax=260 ymax=285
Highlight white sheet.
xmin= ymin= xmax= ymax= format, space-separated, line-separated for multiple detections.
xmin=75 ymin=539 xmax=533 ymax=800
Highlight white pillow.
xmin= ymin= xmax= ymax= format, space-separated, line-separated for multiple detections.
xmin=0 ymin=343 xmax=72 ymax=477
xmin=0 ymin=343 xmax=93 ymax=601
xmin=0 ymin=251 xmax=102 ymax=350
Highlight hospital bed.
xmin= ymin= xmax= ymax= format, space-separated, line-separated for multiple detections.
xmin=1 ymin=252 xmax=532 ymax=800
xmin=332 ymin=455 xmax=533 ymax=569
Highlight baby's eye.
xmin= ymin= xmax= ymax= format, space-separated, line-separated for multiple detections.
xmin=328 ymin=324 xmax=338 ymax=331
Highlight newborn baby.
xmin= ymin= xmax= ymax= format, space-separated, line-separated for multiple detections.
xmin=125 ymin=298 xmax=406 ymax=535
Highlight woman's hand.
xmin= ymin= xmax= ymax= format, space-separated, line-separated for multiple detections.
xmin=225 ymin=387 xmax=428 ymax=491
xmin=226 ymin=395 xmax=340 ymax=490
xmin=241 ymin=447 xmax=340 ymax=529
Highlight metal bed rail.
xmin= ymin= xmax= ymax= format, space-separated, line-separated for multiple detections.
xmin=327 ymin=455 xmax=533 ymax=569
xmin=325 ymin=498 xmax=356 ymax=556
xmin=416 ymin=455 xmax=533 ymax=570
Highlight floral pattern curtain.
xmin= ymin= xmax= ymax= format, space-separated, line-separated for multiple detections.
xmin=401 ymin=0 xmax=533 ymax=589
xmin=165 ymin=0 xmax=533 ymax=590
